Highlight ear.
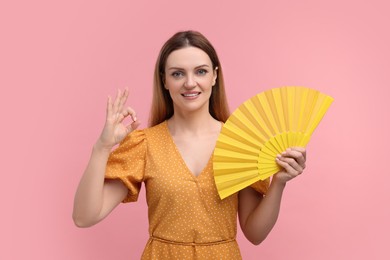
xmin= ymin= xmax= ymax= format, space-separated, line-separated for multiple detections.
xmin=212 ymin=66 xmax=218 ymax=86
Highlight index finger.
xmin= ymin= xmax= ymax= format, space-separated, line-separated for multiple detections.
xmin=280 ymin=147 xmax=306 ymax=168
xmin=290 ymin=147 xmax=306 ymax=160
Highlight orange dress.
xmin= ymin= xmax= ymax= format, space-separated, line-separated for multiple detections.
xmin=105 ymin=121 xmax=269 ymax=259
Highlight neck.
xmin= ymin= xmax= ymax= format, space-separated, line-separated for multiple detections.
xmin=167 ymin=111 xmax=218 ymax=136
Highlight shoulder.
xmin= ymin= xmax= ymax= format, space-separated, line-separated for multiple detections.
xmin=122 ymin=121 xmax=166 ymax=142
xmin=129 ymin=121 xmax=168 ymax=148
xmin=131 ymin=121 xmax=171 ymax=156
xmin=143 ymin=121 xmax=168 ymax=136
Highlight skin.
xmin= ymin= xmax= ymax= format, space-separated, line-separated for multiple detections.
xmin=72 ymin=47 xmax=306 ymax=246
xmin=72 ymin=89 xmax=137 ymax=227
xmin=164 ymin=47 xmax=220 ymax=176
xmin=238 ymin=147 xmax=306 ymax=244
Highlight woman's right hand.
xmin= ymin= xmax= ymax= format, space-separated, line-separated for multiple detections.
xmin=96 ymin=89 xmax=140 ymax=150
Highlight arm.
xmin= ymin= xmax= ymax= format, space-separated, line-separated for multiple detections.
xmin=238 ymin=147 xmax=306 ymax=245
xmin=72 ymin=89 xmax=140 ymax=227
xmin=72 ymin=142 xmax=127 ymax=228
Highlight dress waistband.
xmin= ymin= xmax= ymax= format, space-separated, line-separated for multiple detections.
xmin=149 ymin=236 xmax=236 ymax=246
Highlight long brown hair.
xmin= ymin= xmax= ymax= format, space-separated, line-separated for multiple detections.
xmin=149 ymin=30 xmax=230 ymax=127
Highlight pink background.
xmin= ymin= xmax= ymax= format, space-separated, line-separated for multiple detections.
xmin=2 ymin=0 xmax=389 ymax=259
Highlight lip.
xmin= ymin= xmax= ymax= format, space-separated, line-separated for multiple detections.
xmin=181 ymin=91 xmax=201 ymax=99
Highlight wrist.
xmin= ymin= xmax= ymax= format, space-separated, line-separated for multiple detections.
xmin=93 ymin=139 xmax=113 ymax=154
xmin=270 ymin=176 xmax=287 ymax=189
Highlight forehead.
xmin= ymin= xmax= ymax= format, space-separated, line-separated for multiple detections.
xmin=166 ymin=47 xmax=212 ymax=69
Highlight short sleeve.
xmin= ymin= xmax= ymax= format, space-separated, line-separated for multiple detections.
xmin=249 ymin=178 xmax=270 ymax=196
xmin=105 ymin=130 xmax=146 ymax=203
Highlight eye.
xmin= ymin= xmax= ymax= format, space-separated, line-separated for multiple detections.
xmin=171 ymin=71 xmax=184 ymax=78
xmin=197 ymin=69 xmax=208 ymax=75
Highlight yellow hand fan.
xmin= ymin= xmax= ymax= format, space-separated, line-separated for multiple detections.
xmin=213 ymin=86 xmax=334 ymax=199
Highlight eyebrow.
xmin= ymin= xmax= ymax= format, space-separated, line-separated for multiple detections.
xmin=166 ymin=64 xmax=211 ymax=71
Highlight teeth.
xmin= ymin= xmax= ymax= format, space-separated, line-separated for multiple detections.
xmin=183 ymin=93 xmax=199 ymax=97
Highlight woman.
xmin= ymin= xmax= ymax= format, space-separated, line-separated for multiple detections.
xmin=73 ymin=30 xmax=306 ymax=259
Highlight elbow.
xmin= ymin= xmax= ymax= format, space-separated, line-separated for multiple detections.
xmin=72 ymin=216 xmax=88 ymax=228
xmin=249 ymin=239 xmax=260 ymax=246
xmin=245 ymin=232 xmax=268 ymax=246
xmin=72 ymin=213 xmax=96 ymax=228
xmin=73 ymin=219 xmax=89 ymax=228
xmin=249 ymin=237 xmax=266 ymax=246
xmin=241 ymin=224 xmax=268 ymax=245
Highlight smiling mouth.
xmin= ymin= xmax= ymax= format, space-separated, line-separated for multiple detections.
xmin=181 ymin=92 xmax=201 ymax=97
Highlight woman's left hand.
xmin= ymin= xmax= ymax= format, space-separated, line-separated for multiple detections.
xmin=273 ymin=147 xmax=306 ymax=184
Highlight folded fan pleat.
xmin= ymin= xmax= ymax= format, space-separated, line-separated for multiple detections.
xmin=213 ymin=86 xmax=333 ymax=199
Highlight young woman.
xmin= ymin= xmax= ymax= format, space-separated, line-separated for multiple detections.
xmin=73 ymin=30 xmax=306 ymax=259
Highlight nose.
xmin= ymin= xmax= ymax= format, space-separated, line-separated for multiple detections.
xmin=184 ymin=74 xmax=197 ymax=88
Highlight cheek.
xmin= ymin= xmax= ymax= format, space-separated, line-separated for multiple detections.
xmin=202 ymin=77 xmax=215 ymax=89
xmin=165 ymin=78 xmax=181 ymax=89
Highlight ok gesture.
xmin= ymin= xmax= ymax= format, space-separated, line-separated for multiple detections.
xmin=97 ymin=89 xmax=140 ymax=150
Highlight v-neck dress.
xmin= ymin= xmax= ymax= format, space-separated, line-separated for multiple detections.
xmin=105 ymin=121 xmax=269 ymax=259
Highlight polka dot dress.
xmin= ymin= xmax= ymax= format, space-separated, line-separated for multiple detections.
xmin=105 ymin=121 xmax=269 ymax=259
